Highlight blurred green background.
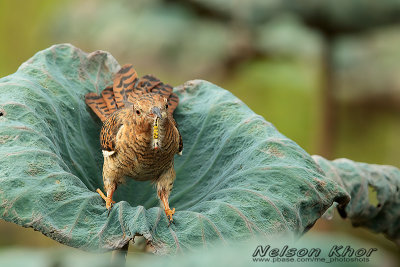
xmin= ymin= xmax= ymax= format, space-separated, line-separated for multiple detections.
xmin=0 ymin=0 xmax=399 ymax=264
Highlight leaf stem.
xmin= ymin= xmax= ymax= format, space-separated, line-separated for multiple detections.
xmin=111 ymin=241 xmax=129 ymax=267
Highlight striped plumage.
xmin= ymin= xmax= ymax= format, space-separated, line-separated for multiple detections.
xmin=85 ymin=64 xmax=182 ymax=223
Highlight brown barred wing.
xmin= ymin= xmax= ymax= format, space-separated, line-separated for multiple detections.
xmin=178 ymin=130 xmax=183 ymax=153
xmin=172 ymin=118 xmax=183 ymax=153
xmin=100 ymin=111 xmax=123 ymax=153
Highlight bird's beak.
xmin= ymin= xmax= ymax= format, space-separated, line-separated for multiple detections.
xmin=151 ymin=107 xmax=162 ymax=119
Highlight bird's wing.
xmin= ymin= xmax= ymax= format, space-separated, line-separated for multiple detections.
xmin=100 ymin=110 xmax=123 ymax=156
xmin=171 ymin=118 xmax=183 ymax=154
xmin=178 ymin=129 xmax=183 ymax=154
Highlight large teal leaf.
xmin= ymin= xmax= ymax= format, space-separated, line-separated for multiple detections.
xmin=0 ymin=44 xmax=349 ymax=254
xmin=313 ymin=156 xmax=400 ymax=245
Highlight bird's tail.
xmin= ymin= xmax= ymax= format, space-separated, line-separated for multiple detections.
xmin=85 ymin=64 xmax=179 ymax=122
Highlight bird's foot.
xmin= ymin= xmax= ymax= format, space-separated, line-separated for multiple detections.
xmin=96 ymin=188 xmax=115 ymax=213
xmin=165 ymin=208 xmax=175 ymax=226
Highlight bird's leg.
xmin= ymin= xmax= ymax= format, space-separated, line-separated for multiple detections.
xmin=159 ymin=189 xmax=175 ymax=223
xmin=96 ymin=188 xmax=116 ymax=209
xmin=157 ymin=167 xmax=176 ymax=224
xmin=97 ymin=179 xmax=117 ymax=214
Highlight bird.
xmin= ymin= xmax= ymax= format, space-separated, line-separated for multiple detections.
xmin=84 ymin=64 xmax=183 ymax=224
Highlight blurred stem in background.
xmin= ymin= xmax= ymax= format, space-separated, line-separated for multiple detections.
xmin=318 ymin=34 xmax=336 ymax=158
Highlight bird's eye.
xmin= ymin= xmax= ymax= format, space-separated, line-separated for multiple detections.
xmin=136 ymin=110 xmax=141 ymax=115
xmin=165 ymin=104 xmax=168 ymax=109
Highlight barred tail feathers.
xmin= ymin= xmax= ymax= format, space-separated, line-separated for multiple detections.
xmin=85 ymin=93 xmax=110 ymax=122
xmin=101 ymin=86 xmax=117 ymax=114
xmin=134 ymin=75 xmax=179 ymax=114
xmin=85 ymin=64 xmax=179 ymax=121
xmin=167 ymin=92 xmax=179 ymax=114
xmin=112 ymin=64 xmax=138 ymax=108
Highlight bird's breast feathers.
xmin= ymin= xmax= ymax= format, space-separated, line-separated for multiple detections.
xmin=105 ymin=118 xmax=179 ymax=159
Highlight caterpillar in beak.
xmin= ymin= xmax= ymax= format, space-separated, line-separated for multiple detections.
xmin=153 ymin=117 xmax=160 ymax=149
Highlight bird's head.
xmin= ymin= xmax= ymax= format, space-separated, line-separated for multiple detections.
xmin=131 ymin=93 xmax=169 ymax=149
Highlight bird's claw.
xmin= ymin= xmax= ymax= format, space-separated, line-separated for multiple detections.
xmin=165 ymin=208 xmax=175 ymax=226
xmin=106 ymin=199 xmax=113 ymax=217
xmin=96 ymin=188 xmax=115 ymax=216
xmin=105 ymin=197 xmax=113 ymax=209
